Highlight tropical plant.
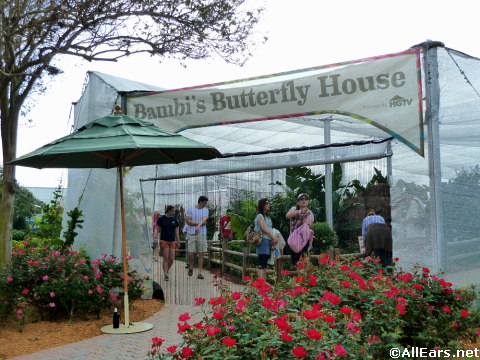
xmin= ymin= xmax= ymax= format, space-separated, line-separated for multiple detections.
xmin=62 ymin=207 xmax=84 ymax=249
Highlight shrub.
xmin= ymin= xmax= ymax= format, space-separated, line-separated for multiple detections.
xmin=311 ymin=222 xmax=339 ymax=253
xmin=147 ymin=256 xmax=479 ymax=359
xmin=0 ymin=241 xmax=148 ymax=323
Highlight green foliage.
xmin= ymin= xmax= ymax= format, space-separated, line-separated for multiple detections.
xmin=12 ymin=229 xmax=28 ymax=241
xmin=0 ymin=166 xmax=42 ymax=232
xmin=38 ymin=185 xmax=64 ymax=240
xmin=147 ymin=257 xmax=480 ymax=359
xmin=62 ymin=207 xmax=84 ymax=249
xmin=311 ymin=222 xmax=338 ymax=252
xmin=13 ymin=186 xmax=40 ymax=230
xmin=350 ymin=167 xmax=389 ymax=196
xmin=0 ymin=242 xmax=148 ymax=322
xmin=227 ymin=195 xmax=257 ymax=239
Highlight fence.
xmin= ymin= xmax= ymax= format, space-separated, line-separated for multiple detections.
xmin=204 ymin=239 xmax=346 ymax=280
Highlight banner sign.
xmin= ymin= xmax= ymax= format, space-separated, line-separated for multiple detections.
xmin=126 ymin=49 xmax=423 ymax=155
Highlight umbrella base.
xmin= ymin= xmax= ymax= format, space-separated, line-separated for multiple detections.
xmin=101 ymin=321 xmax=153 ymax=334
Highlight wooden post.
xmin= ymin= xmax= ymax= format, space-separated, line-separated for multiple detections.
xmin=221 ymin=237 xmax=226 ymax=275
xmin=242 ymin=242 xmax=249 ymax=279
xmin=207 ymin=241 xmax=212 ymax=270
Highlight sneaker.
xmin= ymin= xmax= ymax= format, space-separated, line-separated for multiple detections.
xmin=197 ymin=274 xmax=204 ymax=279
xmin=188 ymin=268 xmax=193 ymax=276
xmin=164 ymin=275 xmax=169 ymax=281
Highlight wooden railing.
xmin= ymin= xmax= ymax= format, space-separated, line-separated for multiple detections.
xmin=203 ymin=238 xmax=346 ymax=279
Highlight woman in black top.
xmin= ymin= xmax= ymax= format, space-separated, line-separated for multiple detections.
xmin=154 ymin=205 xmax=180 ymax=281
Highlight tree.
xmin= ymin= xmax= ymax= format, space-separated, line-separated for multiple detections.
xmin=0 ymin=0 xmax=265 ymax=265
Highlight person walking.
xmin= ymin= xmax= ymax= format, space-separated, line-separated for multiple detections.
xmin=219 ymin=209 xmax=233 ymax=242
xmin=286 ymin=193 xmax=314 ymax=267
xmin=153 ymin=205 xmax=180 ymax=281
xmin=254 ymin=198 xmax=279 ymax=280
xmin=185 ymin=196 xmax=209 ymax=279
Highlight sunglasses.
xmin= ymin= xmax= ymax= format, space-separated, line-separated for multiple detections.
xmin=298 ymin=197 xmax=308 ymax=201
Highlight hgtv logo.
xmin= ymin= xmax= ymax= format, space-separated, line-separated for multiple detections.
xmin=390 ymin=95 xmax=413 ymax=107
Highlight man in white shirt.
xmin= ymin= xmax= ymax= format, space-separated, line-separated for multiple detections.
xmin=185 ymin=196 xmax=209 ymax=279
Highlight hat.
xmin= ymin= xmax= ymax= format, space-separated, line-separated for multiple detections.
xmin=297 ymin=193 xmax=309 ymax=200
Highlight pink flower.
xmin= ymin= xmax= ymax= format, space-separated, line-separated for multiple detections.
xmin=42 ymin=276 xmax=49 ymax=281
xmin=22 ymin=288 xmax=30 ymax=295
xmin=334 ymin=344 xmax=348 ymax=356
xmin=49 ymin=302 xmax=56 ymax=307
xmin=7 ymin=276 xmax=13 ymax=282
xmin=231 ymin=292 xmax=241 ymax=300
xmin=179 ymin=313 xmax=191 ymax=321
xmin=292 ymin=346 xmax=307 ymax=358
xmin=442 ymin=306 xmax=452 ymax=313
xmin=96 ymin=285 xmax=103 ymax=293
xmin=460 ymin=310 xmax=469 ymax=318
xmin=17 ymin=309 xmax=23 ymax=315
xmin=222 ymin=336 xmax=237 ymax=346
xmin=50 ymin=291 xmax=55 ymax=297
xmin=88 ymin=290 xmax=93 ymax=294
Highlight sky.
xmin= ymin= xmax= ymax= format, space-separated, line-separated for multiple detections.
xmin=6 ymin=0 xmax=480 ymax=188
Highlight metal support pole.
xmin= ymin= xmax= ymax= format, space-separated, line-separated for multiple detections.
xmin=386 ymin=141 xmax=393 ymax=186
xmin=424 ymin=44 xmax=445 ymax=273
xmin=324 ymin=119 xmax=334 ymax=229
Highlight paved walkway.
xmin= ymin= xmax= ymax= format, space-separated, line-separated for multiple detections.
xmin=12 ymin=260 xmax=245 ymax=360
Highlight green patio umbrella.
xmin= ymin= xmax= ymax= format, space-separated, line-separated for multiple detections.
xmin=10 ymin=106 xmax=222 ymax=333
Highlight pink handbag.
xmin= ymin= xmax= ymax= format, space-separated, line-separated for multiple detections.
xmin=287 ymin=223 xmax=313 ymax=253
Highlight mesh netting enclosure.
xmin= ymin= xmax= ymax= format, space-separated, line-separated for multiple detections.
xmin=64 ymin=43 xmax=480 ymax=288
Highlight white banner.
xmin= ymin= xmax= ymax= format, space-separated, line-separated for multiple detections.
xmin=126 ymin=50 xmax=423 ymax=155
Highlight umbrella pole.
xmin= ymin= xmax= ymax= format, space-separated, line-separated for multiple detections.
xmin=118 ymin=165 xmax=130 ymax=328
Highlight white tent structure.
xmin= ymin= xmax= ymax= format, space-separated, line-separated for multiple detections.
xmin=65 ymin=41 xmax=480 ymax=287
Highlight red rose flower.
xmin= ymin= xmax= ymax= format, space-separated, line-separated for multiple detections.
xmin=222 ymin=336 xmax=237 ymax=346
xmin=306 ymin=329 xmax=322 ymax=339
xmin=178 ymin=312 xmax=191 ymax=321
xmin=292 ymin=346 xmax=307 ymax=358
xmin=181 ymin=347 xmax=194 ymax=358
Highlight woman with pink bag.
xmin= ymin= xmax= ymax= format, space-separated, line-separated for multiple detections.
xmin=286 ymin=193 xmax=314 ymax=267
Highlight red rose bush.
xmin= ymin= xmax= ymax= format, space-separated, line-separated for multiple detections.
xmin=148 ymin=255 xmax=479 ymax=359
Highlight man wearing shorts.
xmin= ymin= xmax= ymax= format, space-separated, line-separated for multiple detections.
xmin=185 ymin=196 xmax=209 ymax=279
xmin=154 ymin=205 xmax=180 ymax=281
